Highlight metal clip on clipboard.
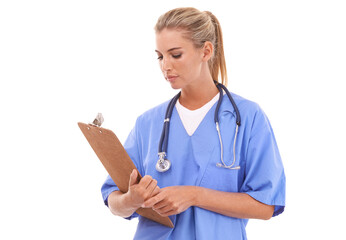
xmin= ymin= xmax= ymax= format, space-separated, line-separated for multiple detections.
xmin=90 ymin=113 xmax=104 ymax=127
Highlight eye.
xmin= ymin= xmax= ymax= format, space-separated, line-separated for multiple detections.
xmin=157 ymin=55 xmax=163 ymax=60
xmin=172 ymin=54 xmax=182 ymax=59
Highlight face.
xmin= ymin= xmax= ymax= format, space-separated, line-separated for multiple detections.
xmin=155 ymin=28 xmax=210 ymax=90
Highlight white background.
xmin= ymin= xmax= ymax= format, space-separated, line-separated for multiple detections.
xmin=1 ymin=0 xmax=345 ymax=239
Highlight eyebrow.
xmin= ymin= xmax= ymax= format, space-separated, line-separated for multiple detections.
xmin=155 ymin=47 xmax=182 ymax=53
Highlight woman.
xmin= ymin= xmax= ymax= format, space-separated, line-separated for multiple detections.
xmin=101 ymin=7 xmax=285 ymax=240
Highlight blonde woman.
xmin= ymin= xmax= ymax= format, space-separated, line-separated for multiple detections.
xmin=101 ymin=7 xmax=285 ymax=239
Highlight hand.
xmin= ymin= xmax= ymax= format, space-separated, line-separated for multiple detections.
xmin=142 ymin=186 xmax=197 ymax=217
xmin=125 ymin=169 xmax=160 ymax=210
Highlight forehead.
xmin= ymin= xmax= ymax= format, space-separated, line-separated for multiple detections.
xmin=155 ymin=28 xmax=194 ymax=52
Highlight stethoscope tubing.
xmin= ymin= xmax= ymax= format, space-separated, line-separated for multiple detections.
xmin=158 ymin=92 xmax=181 ymax=155
xmin=214 ymin=81 xmax=241 ymax=126
xmin=157 ymin=82 xmax=241 ymax=171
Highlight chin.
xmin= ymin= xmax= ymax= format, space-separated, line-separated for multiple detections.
xmin=166 ymin=79 xmax=181 ymax=90
xmin=169 ymin=82 xmax=183 ymax=90
xmin=170 ymin=84 xmax=181 ymax=90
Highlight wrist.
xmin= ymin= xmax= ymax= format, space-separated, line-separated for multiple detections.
xmin=190 ymin=186 xmax=202 ymax=207
xmin=122 ymin=191 xmax=140 ymax=213
xmin=118 ymin=192 xmax=138 ymax=218
xmin=191 ymin=186 xmax=206 ymax=207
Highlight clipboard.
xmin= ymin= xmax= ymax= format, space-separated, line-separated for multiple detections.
xmin=78 ymin=122 xmax=174 ymax=228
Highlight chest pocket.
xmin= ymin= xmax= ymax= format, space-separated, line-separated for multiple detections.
xmin=199 ymin=159 xmax=241 ymax=192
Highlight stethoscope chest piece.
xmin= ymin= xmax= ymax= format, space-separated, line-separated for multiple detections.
xmin=156 ymin=154 xmax=171 ymax=172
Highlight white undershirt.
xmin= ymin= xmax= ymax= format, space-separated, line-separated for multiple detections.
xmin=175 ymin=93 xmax=220 ymax=136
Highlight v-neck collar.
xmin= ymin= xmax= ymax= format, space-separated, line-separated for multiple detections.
xmin=175 ymin=93 xmax=220 ymax=137
xmin=172 ymin=100 xmax=218 ymax=138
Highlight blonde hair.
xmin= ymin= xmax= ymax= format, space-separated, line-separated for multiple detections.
xmin=155 ymin=7 xmax=228 ymax=86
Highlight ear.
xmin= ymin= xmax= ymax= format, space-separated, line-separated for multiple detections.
xmin=201 ymin=41 xmax=214 ymax=62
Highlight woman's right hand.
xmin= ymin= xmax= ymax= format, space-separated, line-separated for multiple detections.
xmin=125 ymin=169 xmax=160 ymax=210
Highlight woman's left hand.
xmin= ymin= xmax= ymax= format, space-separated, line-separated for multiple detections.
xmin=142 ymin=186 xmax=197 ymax=217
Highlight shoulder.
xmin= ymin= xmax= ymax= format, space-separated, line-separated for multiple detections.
xmin=228 ymin=92 xmax=263 ymax=117
xmin=228 ymin=93 xmax=270 ymax=131
xmin=135 ymin=99 xmax=171 ymax=127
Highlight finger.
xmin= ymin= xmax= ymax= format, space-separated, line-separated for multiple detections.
xmin=146 ymin=179 xmax=158 ymax=196
xmin=139 ymin=175 xmax=153 ymax=188
xmin=146 ymin=178 xmax=157 ymax=189
xmin=158 ymin=210 xmax=176 ymax=217
xmin=128 ymin=169 xmax=138 ymax=187
xmin=154 ymin=203 xmax=172 ymax=212
xmin=152 ymin=200 xmax=167 ymax=211
xmin=141 ymin=197 xmax=157 ymax=208
xmin=151 ymin=186 xmax=160 ymax=197
xmin=142 ymin=192 xmax=163 ymax=208
xmin=154 ymin=202 xmax=179 ymax=216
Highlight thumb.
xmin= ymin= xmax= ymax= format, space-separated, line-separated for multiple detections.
xmin=128 ymin=169 xmax=138 ymax=187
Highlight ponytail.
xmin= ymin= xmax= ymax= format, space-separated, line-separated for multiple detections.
xmin=204 ymin=11 xmax=228 ymax=86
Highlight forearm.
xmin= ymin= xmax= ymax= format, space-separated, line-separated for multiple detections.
xmin=107 ymin=191 xmax=138 ymax=218
xmin=194 ymin=187 xmax=274 ymax=220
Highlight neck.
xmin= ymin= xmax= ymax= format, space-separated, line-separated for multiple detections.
xmin=179 ymin=77 xmax=219 ymax=110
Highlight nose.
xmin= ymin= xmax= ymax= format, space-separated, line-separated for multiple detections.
xmin=161 ymin=57 xmax=172 ymax=72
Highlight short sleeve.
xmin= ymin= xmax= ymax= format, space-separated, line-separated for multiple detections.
xmin=240 ymin=107 xmax=286 ymax=217
xmin=101 ymin=175 xmax=120 ymax=206
xmin=100 ymin=119 xmax=142 ymax=219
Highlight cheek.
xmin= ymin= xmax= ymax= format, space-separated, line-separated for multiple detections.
xmin=180 ymin=60 xmax=200 ymax=77
xmin=175 ymin=59 xmax=192 ymax=74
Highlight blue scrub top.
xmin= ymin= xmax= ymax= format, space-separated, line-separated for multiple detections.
xmin=101 ymin=93 xmax=286 ymax=240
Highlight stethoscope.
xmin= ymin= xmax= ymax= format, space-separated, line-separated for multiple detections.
xmin=156 ymin=81 xmax=241 ymax=172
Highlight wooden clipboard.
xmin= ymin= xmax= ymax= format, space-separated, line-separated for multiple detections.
xmin=78 ymin=122 xmax=174 ymax=228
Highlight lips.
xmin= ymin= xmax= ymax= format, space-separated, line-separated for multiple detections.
xmin=166 ymin=75 xmax=178 ymax=81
